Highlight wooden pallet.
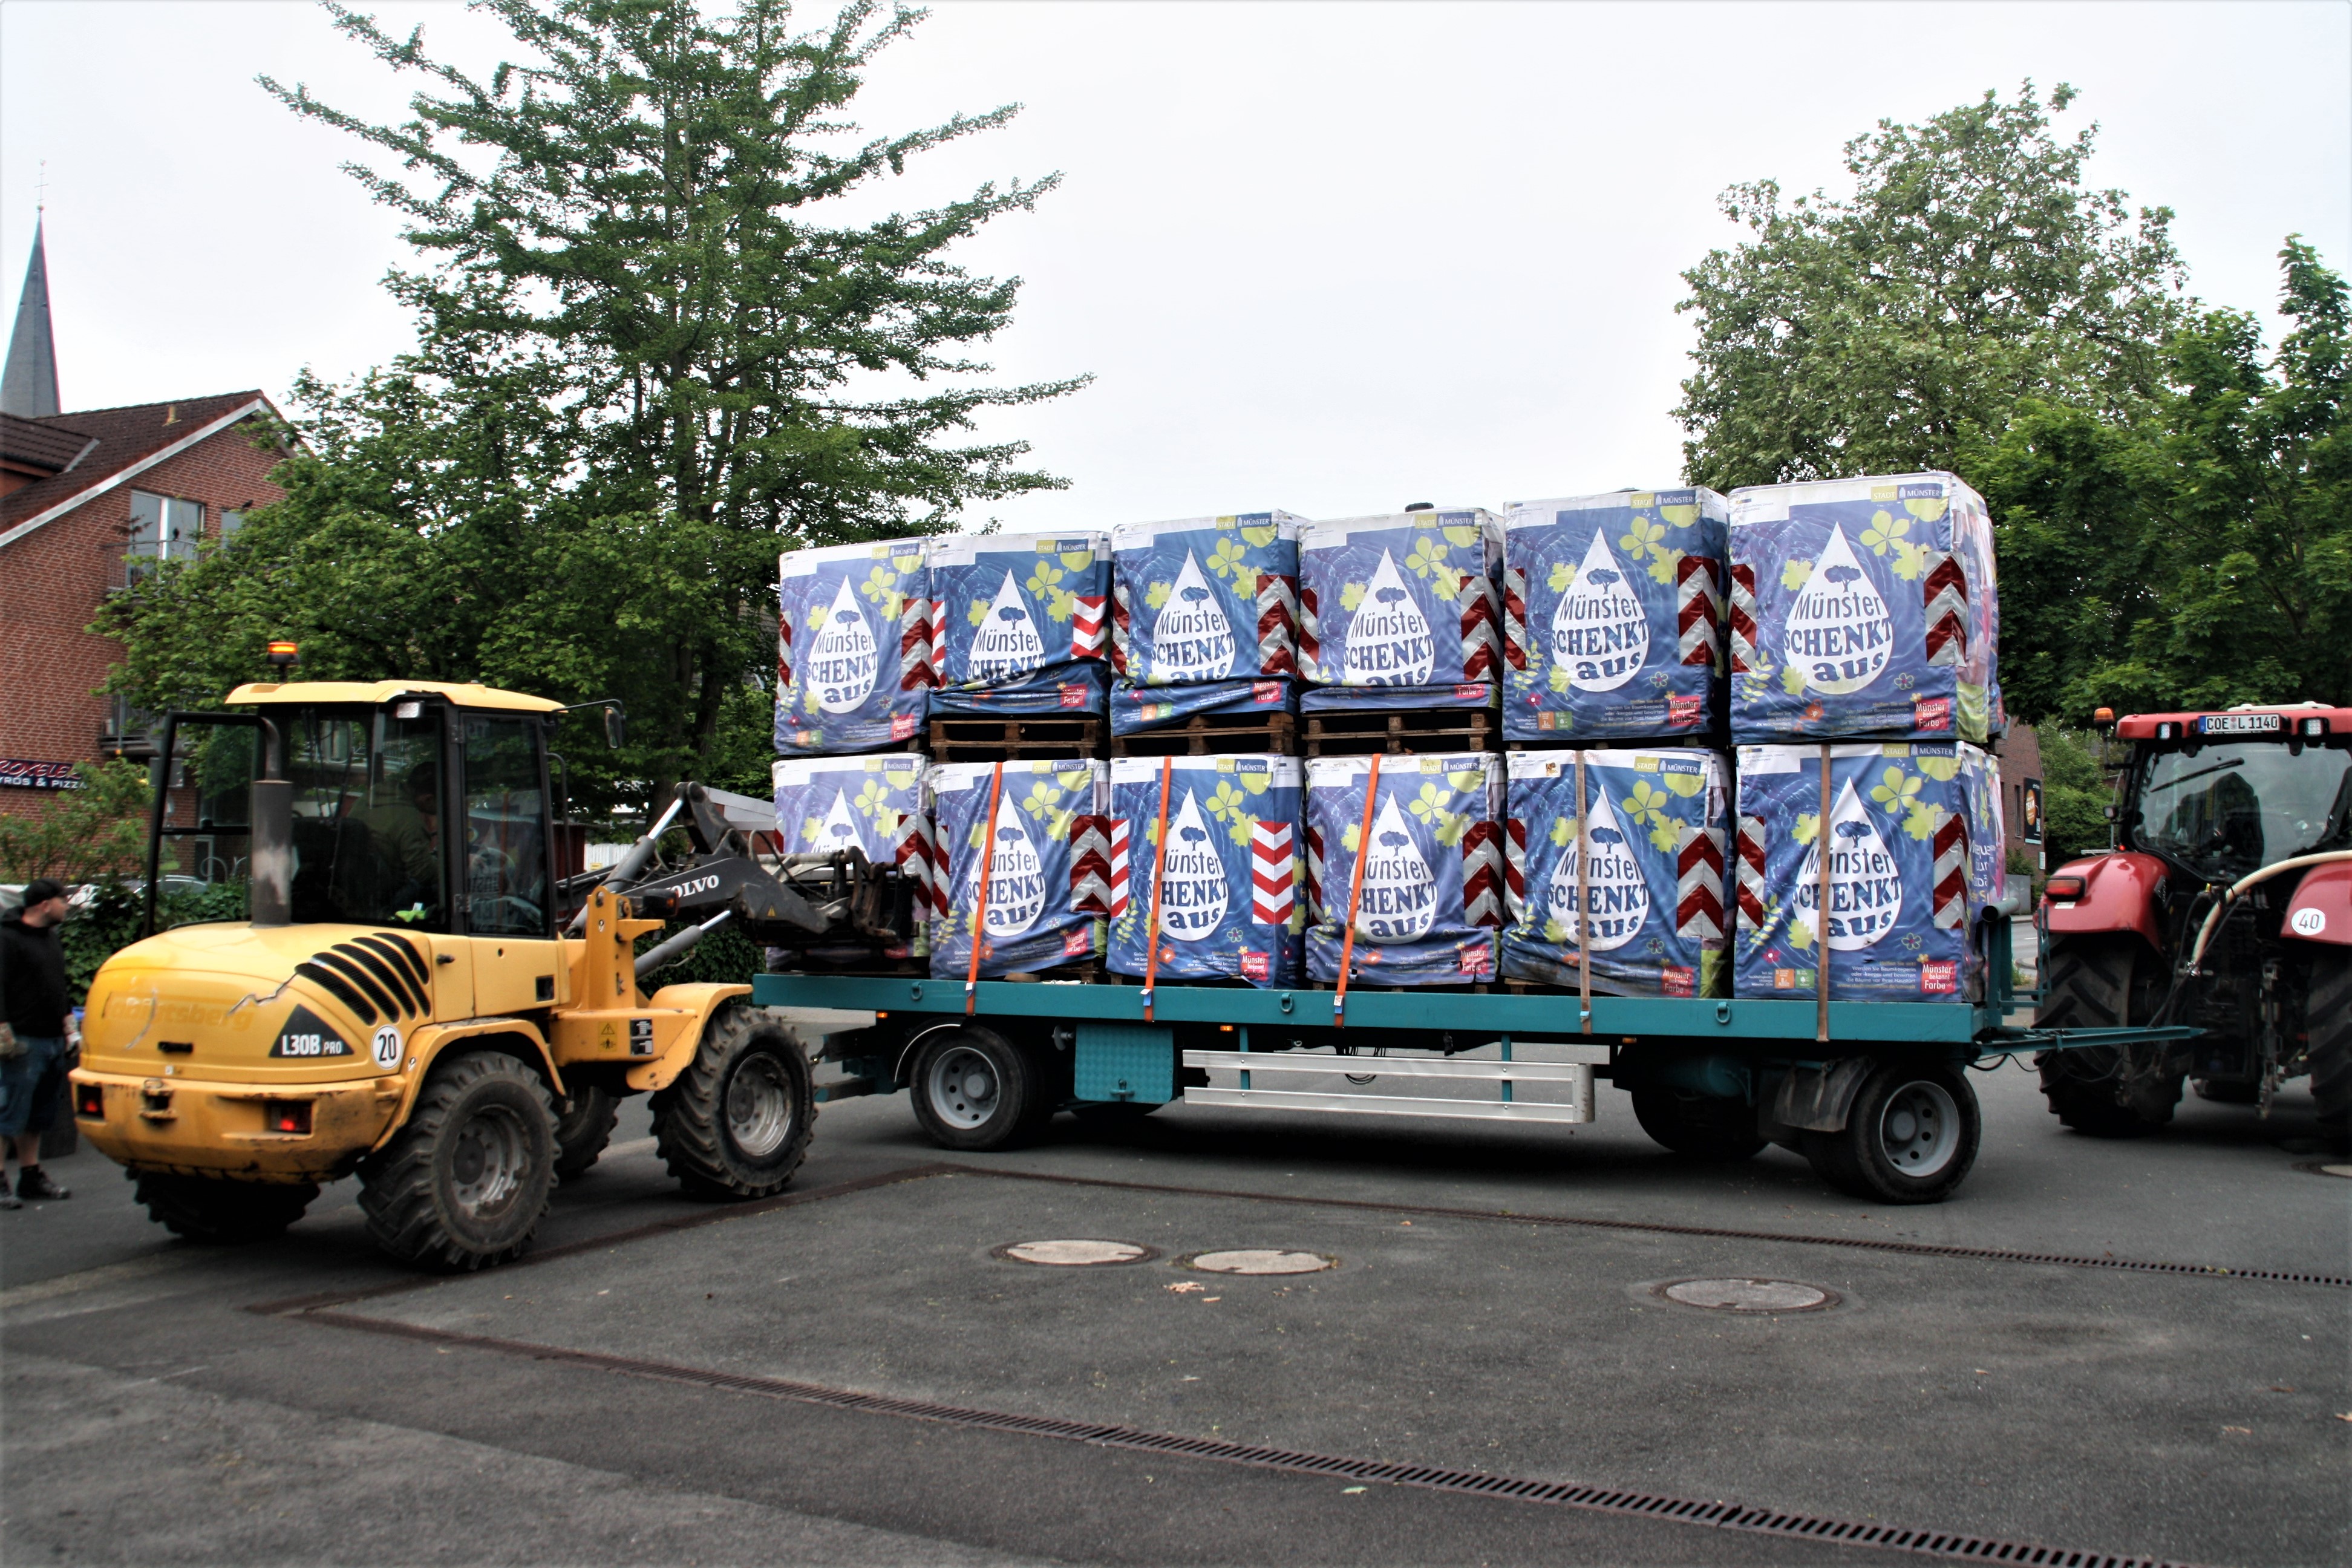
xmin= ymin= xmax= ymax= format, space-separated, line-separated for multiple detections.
xmin=1303 ymin=705 xmax=1498 ymax=757
xmin=1111 ymin=710 xmax=1298 ymax=759
xmin=927 ymin=714 xmax=1105 ymax=763
xmin=999 ymin=961 xmax=1105 ymax=984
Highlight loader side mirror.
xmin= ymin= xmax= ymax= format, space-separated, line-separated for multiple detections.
xmin=604 ymin=707 xmax=626 ymax=750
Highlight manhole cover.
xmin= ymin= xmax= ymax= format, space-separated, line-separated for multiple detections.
xmin=995 ymin=1240 xmax=1158 ymax=1267
xmin=2293 ymin=1162 xmax=2352 ymax=1180
xmin=1181 ymin=1249 xmax=1335 ymax=1275
xmin=1655 ymin=1277 xmax=1840 ymax=1313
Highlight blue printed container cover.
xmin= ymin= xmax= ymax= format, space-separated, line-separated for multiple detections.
xmin=1502 ymin=489 xmax=1728 ymax=743
xmin=1298 ymin=511 xmax=1503 ymax=713
xmin=1109 ymin=512 xmax=1304 ymax=736
xmin=1303 ymin=753 xmax=1504 ymax=985
xmin=926 ymin=760 xmax=1109 ymax=978
xmin=1500 ymin=748 xmax=1730 ymax=997
xmin=772 ymin=754 xmax=934 ymax=957
xmin=774 ymin=538 xmax=932 ymax=754
xmin=1726 ymin=472 xmax=1999 ymax=743
xmin=927 ymin=532 xmax=1112 ymax=716
xmin=1732 ymin=742 xmax=2003 ymax=1002
xmin=1105 ymin=754 xmax=1304 ymax=985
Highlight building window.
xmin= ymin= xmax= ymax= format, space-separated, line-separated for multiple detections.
xmin=127 ymin=490 xmax=205 ymax=581
xmin=220 ymin=508 xmax=245 ymax=541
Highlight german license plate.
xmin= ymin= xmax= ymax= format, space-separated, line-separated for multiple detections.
xmin=2195 ymin=713 xmax=2281 ymax=734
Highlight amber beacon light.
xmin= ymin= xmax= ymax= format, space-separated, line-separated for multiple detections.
xmin=265 ymin=640 xmax=300 ymax=668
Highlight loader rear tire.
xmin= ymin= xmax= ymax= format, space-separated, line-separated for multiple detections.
xmin=2035 ymin=934 xmax=2176 ymax=1137
xmin=552 ymin=1084 xmax=620 ymax=1181
xmin=359 ymin=1051 xmax=557 ymax=1271
xmin=133 ymin=1172 xmax=316 ymax=1243
xmin=651 ymin=1005 xmax=814 ymax=1201
xmin=2306 ymin=949 xmax=2352 ymax=1149
xmin=1630 ymin=1090 xmax=1766 ymax=1162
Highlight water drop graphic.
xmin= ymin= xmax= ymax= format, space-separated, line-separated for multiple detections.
xmin=981 ymin=804 xmax=1047 ymax=938
xmin=1782 ymin=523 xmax=1893 ymax=695
xmin=1155 ymin=791 xmax=1229 ymax=941
xmin=970 ymin=570 xmax=1045 ymax=681
xmin=818 ymin=789 xmax=867 ymax=855
xmin=1547 ymin=777 xmax=1650 ymax=951
xmin=1353 ymin=794 xmax=1437 ymax=942
xmin=1342 ymin=550 xmax=1435 ymax=686
xmin=1552 ymin=529 xmax=1650 ymax=692
xmin=1794 ymin=777 xmax=1903 ymax=950
xmin=808 ymin=577 xmax=880 ymax=713
xmin=1150 ymin=552 xmax=1237 ymax=681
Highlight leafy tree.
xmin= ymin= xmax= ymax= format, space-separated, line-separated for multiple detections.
xmin=99 ymin=0 xmax=1083 ymax=815
xmin=1676 ymin=83 xmax=2190 ymax=490
xmin=2036 ymin=726 xmax=2112 ymax=869
xmin=0 ymin=760 xmax=152 ymax=886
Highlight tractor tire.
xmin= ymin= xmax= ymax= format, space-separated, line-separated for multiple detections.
xmin=133 ymin=1172 xmax=316 ymax=1243
xmin=2035 ymin=933 xmax=2177 ymax=1137
xmin=2307 ymin=947 xmax=2352 ymax=1149
xmin=1630 ymin=1089 xmax=1766 ymax=1162
xmin=909 ymin=1025 xmax=1050 ymax=1152
xmin=1802 ymin=1059 xmax=1981 ymax=1204
xmin=552 ymin=1084 xmax=621 ymax=1181
xmin=358 ymin=1051 xmax=558 ymax=1271
xmin=650 ymin=1005 xmax=814 ymax=1201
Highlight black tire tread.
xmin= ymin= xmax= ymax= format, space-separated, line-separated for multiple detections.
xmin=650 ymin=1005 xmax=815 ymax=1201
xmin=2036 ymin=934 xmax=2171 ymax=1137
xmin=552 ymin=1085 xmax=621 ymax=1181
xmin=358 ymin=1051 xmax=557 ymax=1270
xmin=1804 ymin=1059 xmax=1980 ymax=1204
xmin=1630 ymin=1089 xmax=1766 ymax=1162
xmin=132 ymin=1172 xmax=316 ymax=1243
xmin=2306 ymin=948 xmax=2352 ymax=1127
xmin=907 ymin=1025 xmax=1044 ymax=1152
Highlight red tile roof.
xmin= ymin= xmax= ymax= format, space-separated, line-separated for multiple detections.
xmin=0 ymin=410 xmax=97 ymax=474
xmin=0 ymin=391 xmax=286 ymax=533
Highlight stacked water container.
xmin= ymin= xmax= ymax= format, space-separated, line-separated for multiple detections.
xmin=1495 ymin=489 xmax=1734 ymax=998
xmin=1108 ymin=513 xmax=1304 ymax=737
xmin=1298 ymin=510 xmax=1504 ymax=715
xmin=1723 ymin=472 xmax=2005 ymax=1003
xmin=927 ymin=532 xmax=1113 ymax=716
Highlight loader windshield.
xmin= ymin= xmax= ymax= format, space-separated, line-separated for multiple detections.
xmin=283 ymin=705 xmax=449 ymax=930
xmin=2128 ymin=737 xmax=2352 ymax=881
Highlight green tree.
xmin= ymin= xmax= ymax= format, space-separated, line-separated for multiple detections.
xmin=0 ymin=760 xmax=151 ymax=886
xmin=1676 ymin=83 xmax=2190 ymax=490
xmin=2036 ymin=726 xmax=2111 ymax=869
xmin=100 ymin=0 xmax=1083 ymax=814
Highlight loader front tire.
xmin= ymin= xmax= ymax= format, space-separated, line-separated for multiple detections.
xmin=134 ymin=1172 xmax=316 ymax=1243
xmin=552 ymin=1084 xmax=621 ymax=1181
xmin=359 ymin=1051 xmax=557 ymax=1271
xmin=651 ymin=1005 xmax=814 ymax=1201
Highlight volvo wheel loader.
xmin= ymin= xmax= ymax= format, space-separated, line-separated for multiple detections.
xmin=69 ymin=674 xmax=916 ymax=1269
xmin=2036 ymin=703 xmax=2352 ymax=1141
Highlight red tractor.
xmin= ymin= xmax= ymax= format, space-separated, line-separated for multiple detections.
xmin=2036 ymin=704 xmax=2352 ymax=1141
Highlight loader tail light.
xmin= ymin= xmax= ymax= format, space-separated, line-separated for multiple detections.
xmin=2045 ymin=875 xmax=2086 ymax=902
xmin=263 ymin=1100 xmax=313 ymax=1135
xmin=74 ymin=1082 xmax=105 ymax=1119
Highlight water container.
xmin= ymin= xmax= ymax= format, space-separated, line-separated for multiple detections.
xmin=1109 ymin=512 xmax=1304 ymax=734
xmin=1733 ymin=742 xmax=2001 ymax=1002
xmin=927 ymin=532 xmax=1112 ymax=716
xmin=927 ymin=760 xmax=1110 ymax=978
xmin=1726 ymin=473 xmax=1998 ymax=743
xmin=1501 ymin=489 xmax=1728 ymax=743
xmin=1500 ymin=748 xmax=1729 ymax=997
xmin=1104 ymin=755 xmax=1304 ymax=984
xmin=1298 ymin=511 xmax=1503 ymax=711
xmin=774 ymin=539 xmax=931 ymax=754
xmin=1303 ymin=753 xmax=1504 ymax=985
xmin=771 ymin=754 xmax=933 ymax=956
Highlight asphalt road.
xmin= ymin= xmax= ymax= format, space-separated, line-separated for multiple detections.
xmin=4 ymin=1053 xmax=2346 ymax=1567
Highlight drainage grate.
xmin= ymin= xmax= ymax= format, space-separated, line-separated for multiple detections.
xmin=298 ymin=1310 xmax=2195 ymax=1568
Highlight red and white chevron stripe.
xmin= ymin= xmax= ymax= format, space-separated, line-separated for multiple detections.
xmin=1297 ymin=584 xmax=1322 ymax=677
xmin=1304 ymin=824 xmax=1326 ymax=921
xmin=1921 ymin=550 xmax=1968 ymax=667
xmin=1675 ymin=824 xmax=1726 ymax=941
xmin=1105 ymin=819 xmax=1131 ymax=918
xmin=928 ymin=603 xmax=947 ymax=685
xmin=1728 ymin=562 xmax=1759 ymax=675
xmin=1459 ymin=574 xmax=1500 ymax=681
xmin=1462 ymin=820 xmax=1506 ymax=928
xmin=899 ymin=595 xmax=937 ymax=690
xmin=1503 ymin=817 xmax=1527 ymax=919
xmin=1250 ymin=820 xmax=1295 ymax=926
xmin=1109 ymin=581 xmax=1132 ymax=678
xmin=1501 ymin=565 xmax=1529 ymax=672
xmin=1736 ymin=814 xmax=1768 ymax=930
xmin=1072 ymin=596 xmax=1108 ymax=660
xmin=1676 ymin=554 xmax=1720 ymax=668
xmin=1932 ymin=812 xmax=1968 ymax=929
xmin=893 ymin=811 xmax=939 ymax=918
xmin=1071 ymin=814 xmax=1114 ymax=916
xmin=1255 ymin=573 xmax=1298 ymax=677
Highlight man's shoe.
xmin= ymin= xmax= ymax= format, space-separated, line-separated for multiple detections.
xmin=0 ymin=1188 xmax=20 ymax=1209
xmin=16 ymin=1167 xmax=69 ymax=1201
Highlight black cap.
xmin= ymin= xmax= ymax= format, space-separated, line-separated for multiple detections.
xmin=21 ymin=877 xmax=67 ymax=907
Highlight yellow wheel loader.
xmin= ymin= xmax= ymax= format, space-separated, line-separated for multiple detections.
xmin=69 ymin=675 xmax=915 ymax=1269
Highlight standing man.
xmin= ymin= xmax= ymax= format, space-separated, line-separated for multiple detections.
xmin=1 ymin=878 xmax=76 ymax=1207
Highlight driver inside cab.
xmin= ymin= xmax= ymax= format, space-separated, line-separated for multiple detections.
xmin=357 ymin=762 xmax=443 ymax=918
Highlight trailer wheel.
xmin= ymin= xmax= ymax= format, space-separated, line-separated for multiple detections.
xmin=910 ymin=1025 xmax=1045 ymax=1151
xmin=552 ymin=1084 xmax=621 ymax=1181
xmin=1803 ymin=1059 xmax=1979 ymax=1204
xmin=133 ymin=1172 xmax=317 ymax=1243
xmin=2035 ymin=933 xmax=2175 ymax=1137
xmin=2307 ymin=949 xmax=2352 ymax=1149
xmin=652 ymin=1005 xmax=815 ymax=1201
xmin=1630 ymin=1090 xmax=1766 ymax=1162
xmin=359 ymin=1051 xmax=557 ymax=1270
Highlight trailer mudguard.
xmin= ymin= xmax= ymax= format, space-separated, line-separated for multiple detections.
xmin=2283 ymin=861 xmax=2352 ymax=947
xmin=2043 ymin=851 xmax=2166 ymax=949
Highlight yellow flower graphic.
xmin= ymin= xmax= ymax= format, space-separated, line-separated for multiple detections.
xmin=1645 ymin=545 xmax=1684 ymax=586
xmin=1860 ymin=509 xmax=1911 ymax=556
xmin=1207 ymin=536 xmax=1252 ymax=590
xmin=1339 ymin=581 xmax=1367 ymax=613
xmin=1618 ymin=518 xmax=1666 ymax=562
xmin=1780 ymin=558 xmax=1813 ymax=592
xmin=1869 ymin=765 xmax=1921 ymax=815
xmin=1548 ymin=561 xmax=1575 ymax=593
xmin=860 ymin=565 xmax=904 ymax=620
xmin=1404 ymin=535 xmax=1451 ymax=583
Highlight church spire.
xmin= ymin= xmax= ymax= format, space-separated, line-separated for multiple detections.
xmin=2 ymin=217 xmax=60 ymax=419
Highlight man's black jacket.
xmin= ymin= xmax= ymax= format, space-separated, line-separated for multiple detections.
xmin=0 ymin=910 xmax=71 ymax=1038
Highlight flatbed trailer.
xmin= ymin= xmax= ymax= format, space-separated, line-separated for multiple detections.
xmin=753 ymin=915 xmax=2198 ymax=1204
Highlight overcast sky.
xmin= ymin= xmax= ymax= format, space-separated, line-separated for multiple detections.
xmin=4 ymin=1 xmax=2347 ymax=532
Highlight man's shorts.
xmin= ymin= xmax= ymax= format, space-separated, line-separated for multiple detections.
xmin=0 ymin=1036 xmax=70 ymax=1139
